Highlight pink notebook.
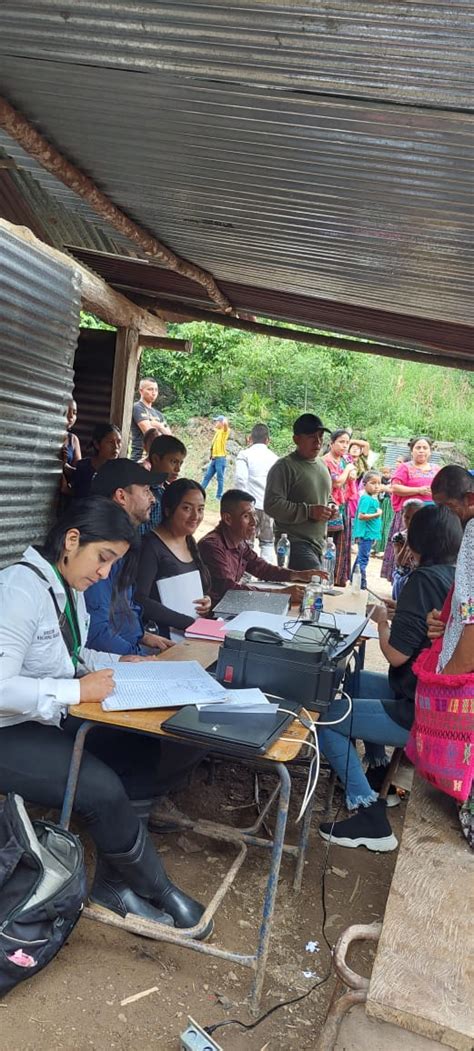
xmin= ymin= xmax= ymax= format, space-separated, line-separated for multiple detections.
xmin=185 ymin=618 xmax=227 ymax=642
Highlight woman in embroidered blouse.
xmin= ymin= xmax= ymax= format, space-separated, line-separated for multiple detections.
xmin=381 ymin=436 xmax=439 ymax=583
xmin=322 ymin=429 xmax=358 ymax=586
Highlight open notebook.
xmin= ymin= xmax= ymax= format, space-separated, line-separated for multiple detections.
xmin=101 ymin=660 xmax=227 ymax=711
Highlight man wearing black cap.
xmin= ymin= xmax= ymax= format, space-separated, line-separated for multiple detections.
xmin=264 ymin=413 xmax=333 ymax=570
xmin=85 ymin=459 xmax=173 ymax=656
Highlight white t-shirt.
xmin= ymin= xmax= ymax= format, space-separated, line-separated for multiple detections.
xmin=438 ymin=518 xmax=474 ymax=670
xmin=234 ymin=443 xmax=278 ymax=509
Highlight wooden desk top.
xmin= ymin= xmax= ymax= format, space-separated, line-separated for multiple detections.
xmin=70 ymin=639 xmax=312 ymax=763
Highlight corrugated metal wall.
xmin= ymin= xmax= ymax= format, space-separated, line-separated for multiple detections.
xmin=72 ymin=329 xmax=117 ymax=452
xmin=0 ymin=226 xmax=81 ymax=566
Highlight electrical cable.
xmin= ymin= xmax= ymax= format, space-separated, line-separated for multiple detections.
xmin=203 ymin=658 xmax=357 ymax=1037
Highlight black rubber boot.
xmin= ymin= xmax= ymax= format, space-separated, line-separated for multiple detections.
xmin=92 ymin=823 xmax=212 ymax=939
xmin=90 ymin=859 xmax=175 ymax=926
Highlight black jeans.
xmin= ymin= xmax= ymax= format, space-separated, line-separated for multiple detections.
xmin=0 ymin=718 xmax=202 ymax=854
xmin=288 ymin=539 xmax=322 ymax=571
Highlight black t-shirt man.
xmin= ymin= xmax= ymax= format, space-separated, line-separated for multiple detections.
xmin=130 ymin=378 xmax=170 ymax=460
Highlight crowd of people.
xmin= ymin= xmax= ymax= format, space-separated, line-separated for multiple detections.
xmin=1 ymin=379 xmax=473 ymax=937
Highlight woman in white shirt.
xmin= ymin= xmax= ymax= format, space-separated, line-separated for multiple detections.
xmin=0 ymin=497 xmax=209 ymax=934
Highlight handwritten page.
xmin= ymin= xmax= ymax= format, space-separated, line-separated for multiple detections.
xmin=102 ymin=660 xmax=227 ymax=712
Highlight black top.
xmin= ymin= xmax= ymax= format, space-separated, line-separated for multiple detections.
xmin=130 ymin=400 xmax=166 ymax=461
xmin=386 ymin=563 xmax=455 ymax=728
xmin=135 ymin=531 xmax=206 ymax=636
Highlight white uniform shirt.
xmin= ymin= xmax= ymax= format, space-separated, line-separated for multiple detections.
xmin=234 ymin=443 xmax=278 ymax=509
xmin=0 ymin=546 xmax=120 ymax=729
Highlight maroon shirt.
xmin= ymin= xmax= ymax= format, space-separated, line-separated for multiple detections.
xmin=198 ymin=522 xmax=293 ymax=606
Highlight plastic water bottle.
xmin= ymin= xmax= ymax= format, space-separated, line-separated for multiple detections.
xmin=302 ymin=575 xmax=319 ymax=618
xmin=312 ymin=581 xmax=324 ymax=622
xmin=276 ymin=533 xmax=291 ymax=568
xmin=322 ymin=537 xmax=336 ymax=591
xmin=351 ymin=565 xmax=362 ymax=595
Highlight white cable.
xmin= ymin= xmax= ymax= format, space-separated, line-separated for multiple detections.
xmin=316 ymin=690 xmax=352 ymax=727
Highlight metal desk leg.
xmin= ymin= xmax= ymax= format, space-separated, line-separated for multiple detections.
xmin=293 ymin=785 xmax=317 ymax=893
xmin=250 ymin=762 xmax=291 ymax=1014
xmin=59 ymin=720 xmax=94 ymax=830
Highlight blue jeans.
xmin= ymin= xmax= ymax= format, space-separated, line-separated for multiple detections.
xmin=351 ymin=537 xmax=372 ymax=587
xmin=202 ymin=456 xmax=227 ymax=499
xmin=318 ymin=671 xmax=409 ymax=809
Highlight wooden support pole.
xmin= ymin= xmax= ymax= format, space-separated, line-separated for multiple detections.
xmin=110 ymin=327 xmax=141 ymax=451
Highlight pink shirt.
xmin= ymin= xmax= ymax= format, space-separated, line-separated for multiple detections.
xmin=391 ymin=461 xmax=439 ymax=513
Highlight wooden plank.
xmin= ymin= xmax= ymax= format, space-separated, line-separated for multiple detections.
xmin=110 ymin=326 xmax=141 ymax=449
xmin=366 ymin=775 xmax=474 ymax=1049
xmin=69 ymin=639 xmax=310 ymax=762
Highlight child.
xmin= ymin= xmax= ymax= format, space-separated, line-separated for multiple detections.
xmin=351 ymin=471 xmax=383 ymax=589
xmin=391 ymin=498 xmax=423 ymax=599
xmin=201 ymin=415 xmax=230 ymax=499
xmin=140 ymin=434 xmax=187 ymax=533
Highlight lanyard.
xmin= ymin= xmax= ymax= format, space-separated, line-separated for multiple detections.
xmin=52 ymin=566 xmax=81 ymax=668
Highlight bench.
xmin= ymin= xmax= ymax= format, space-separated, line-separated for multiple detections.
xmin=365 ymin=773 xmax=473 ymax=1049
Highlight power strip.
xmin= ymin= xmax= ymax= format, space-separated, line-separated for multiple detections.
xmin=179 ymin=1016 xmax=223 ymax=1051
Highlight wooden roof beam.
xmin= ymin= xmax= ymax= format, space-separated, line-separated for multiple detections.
xmin=152 ymin=300 xmax=474 ymax=373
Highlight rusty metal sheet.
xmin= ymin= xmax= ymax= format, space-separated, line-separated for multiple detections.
xmin=0 ymin=1 xmax=472 ymax=109
xmin=0 ymin=58 xmax=472 ymax=327
xmin=0 ymin=224 xmax=81 ymax=566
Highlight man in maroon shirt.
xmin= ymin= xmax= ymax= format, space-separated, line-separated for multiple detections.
xmin=198 ymin=489 xmax=315 ymax=607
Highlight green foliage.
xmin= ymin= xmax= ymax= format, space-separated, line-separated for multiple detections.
xmin=80 ymin=311 xmax=116 ymax=331
xmin=81 ymin=313 xmax=473 ymax=461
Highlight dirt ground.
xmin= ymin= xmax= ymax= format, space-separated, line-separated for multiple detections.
xmin=1 ymin=503 xmax=404 ymax=1051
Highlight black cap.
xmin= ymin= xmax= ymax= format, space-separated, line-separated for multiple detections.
xmin=293 ymin=413 xmax=330 ymax=435
xmin=91 ymin=458 xmax=155 ymax=496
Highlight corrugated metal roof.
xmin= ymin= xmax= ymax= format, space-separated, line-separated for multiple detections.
xmin=0 ymin=224 xmax=81 ymax=565
xmin=0 ymin=58 xmax=472 ymax=327
xmin=0 ymin=1 xmax=472 ymax=109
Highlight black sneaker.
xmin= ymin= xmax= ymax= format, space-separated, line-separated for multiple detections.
xmin=366 ymin=765 xmax=401 ymax=808
xmin=319 ymin=800 xmax=398 ymax=852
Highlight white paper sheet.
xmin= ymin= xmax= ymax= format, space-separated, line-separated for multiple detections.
xmin=157 ymin=570 xmax=203 ymax=618
xmin=102 ymin=660 xmax=227 ymax=711
xmin=196 ymin=687 xmax=274 ymax=712
xmin=223 ymin=611 xmax=296 ymax=639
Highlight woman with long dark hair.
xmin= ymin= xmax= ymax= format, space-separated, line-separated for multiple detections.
xmin=0 ymin=498 xmax=209 ymax=933
xmin=318 ymin=504 xmax=462 ymax=852
xmin=322 ymin=429 xmax=357 ymax=586
xmin=381 ymin=436 xmax=439 ymax=583
xmin=72 ymin=422 xmax=122 ymax=499
xmin=135 ymin=478 xmax=212 ymax=639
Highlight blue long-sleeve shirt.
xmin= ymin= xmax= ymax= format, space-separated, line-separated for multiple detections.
xmin=85 ymin=561 xmax=145 ymax=655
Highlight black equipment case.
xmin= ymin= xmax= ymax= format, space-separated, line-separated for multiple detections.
xmin=215 ymin=624 xmax=348 ymax=713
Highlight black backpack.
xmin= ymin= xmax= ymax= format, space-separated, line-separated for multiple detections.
xmin=0 ymin=793 xmax=86 ymax=997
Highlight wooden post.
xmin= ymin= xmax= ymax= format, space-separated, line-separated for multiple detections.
xmin=110 ymin=327 xmax=141 ymax=452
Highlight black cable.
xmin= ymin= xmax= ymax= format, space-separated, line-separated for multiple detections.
xmin=204 ymin=662 xmax=357 ymax=1038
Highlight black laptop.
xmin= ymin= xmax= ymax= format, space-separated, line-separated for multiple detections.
xmin=161 ymin=698 xmax=302 ymax=758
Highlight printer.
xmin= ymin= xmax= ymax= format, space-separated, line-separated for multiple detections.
xmin=215 ymin=621 xmax=362 ymax=714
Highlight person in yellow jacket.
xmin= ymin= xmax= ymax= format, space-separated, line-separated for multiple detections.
xmin=201 ymin=415 xmax=230 ymax=499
